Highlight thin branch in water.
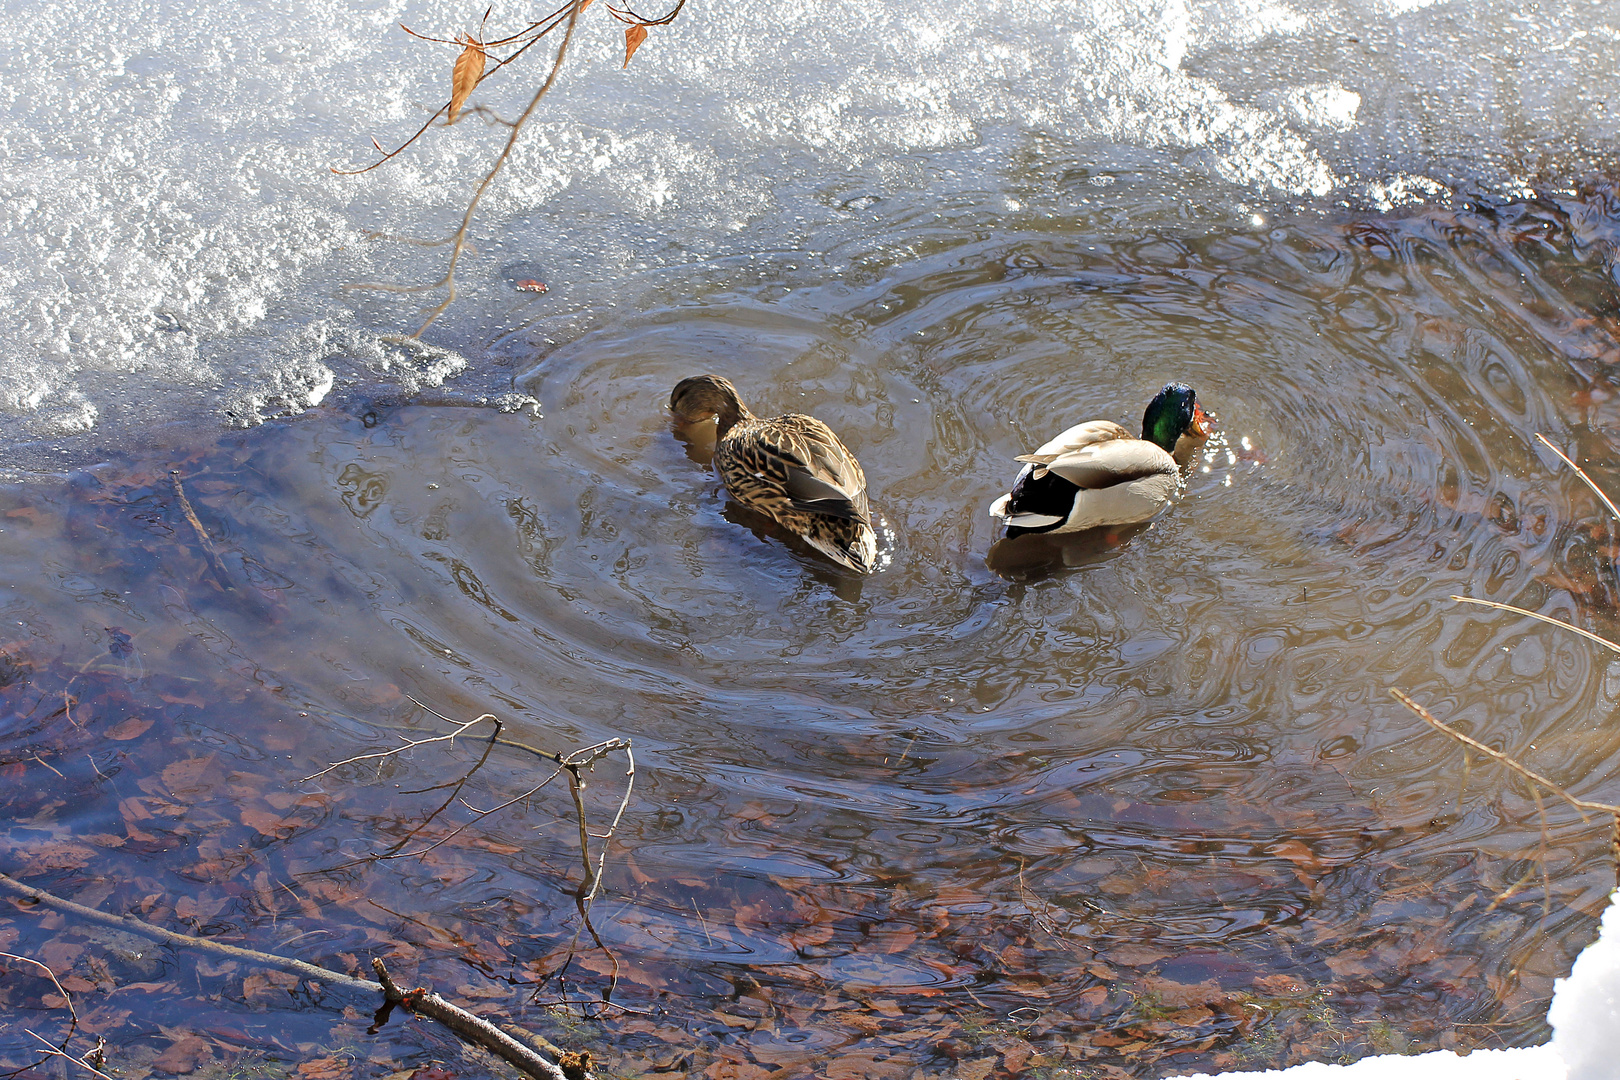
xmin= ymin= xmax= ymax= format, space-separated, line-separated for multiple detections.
xmin=0 ymin=871 xmax=380 ymax=995
xmin=372 ymin=959 xmax=573 ymax=1080
xmin=1391 ymin=688 xmax=1620 ymax=820
xmin=1450 ymin=594 xmax=1620 ymax=655
xmin=22 ymin=1031 xmax=112 ymax=1080
xmin=372 ymin=716 xmax=505 ymax=859
xmin=301 ymin=712 xmax=498 ymax=783
xmin=1 ymin=950 xmax=79 ymax=1064
xmin=0 ymin=871 xmax=589 ymax=1080
xmin=172 ymin=471 xmax=233 ymax=590
xmin=1537 ymin=432 xmax=1620 ymax=520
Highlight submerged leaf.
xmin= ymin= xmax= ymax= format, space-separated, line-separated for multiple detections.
xmin=623 ymin=23 xmax=648 ymax=68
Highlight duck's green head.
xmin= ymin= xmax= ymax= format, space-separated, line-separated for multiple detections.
xmin=1141 ymin=383 xmax=1210 ymax=452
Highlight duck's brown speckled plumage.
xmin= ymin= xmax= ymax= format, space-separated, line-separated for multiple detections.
xmin=670 ymin=375 xmax=878 ymax=573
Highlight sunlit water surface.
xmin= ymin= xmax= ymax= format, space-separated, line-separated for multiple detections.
xmin=3 ymin=188 xmax=1620 ymax=1075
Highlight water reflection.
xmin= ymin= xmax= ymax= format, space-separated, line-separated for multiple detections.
xmin=986 ymin=522 xmax=1153 ymax=581
xmin=3 ymin=190 xmax=1620 ymax=1075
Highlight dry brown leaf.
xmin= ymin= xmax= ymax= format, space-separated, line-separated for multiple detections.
xmin=823 ymin=1051 xmax=909 ymax=1080
xmin=106 ymin=715 xmax=153 ymax=740
xmin=152 ymin=1034 xmax=211 ymax=1075
xmin=702 ymin=1059 xmax=771 ymax=1080
xmin=1109 ymin=943 xmax=1170 ymax=967
xmin=298 ymin=1056 xmax=353 ymax=1080
xmin=449 ymin=37 xmax=485 ymax=124
xmin=240 ymin=806 xmax=294 ymax=838
xmin=623 ymin=23 xmax=648 ymax=68
xmin=162 ymin=754 xmax=217 ymax=797
xmin=19 ymin=841 xmax=97 ymax=874
xmin=953 ymin=1059 xmax=995 ymax=1080
xmin=1077 ymin=985 xmax=1110 ymax=1008
xmin=1269 ymin=839 xmax=1324 ymax=874
xmin=243 ymin=970 xmax=300 ymax=1004
xmin=1253 ymin=973 xmax=1305 ymax=996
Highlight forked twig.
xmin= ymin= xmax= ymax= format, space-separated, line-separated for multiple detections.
xmin=300 ymin=710 xmax=499 ymax=783
xmin=23 ymin=1030 xmax=112 ymax=1080
xmin=344 ymin=0 xmax=590 ymax=335
xmin=339 ymin=0 xmax=689 ymax=334
xmin=1 ymin=949 xmax=92 ymax=1076
xmin=557 ymin=738 xmax=636 ymax=901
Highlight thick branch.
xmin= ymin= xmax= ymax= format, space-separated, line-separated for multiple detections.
xmin=1 ymin=872 xmax=591 ymax=1079
xmin=0 ymin=870 xmax=381 ymax=995
xmin=374 ymin=959 xmax=579 ymax=1080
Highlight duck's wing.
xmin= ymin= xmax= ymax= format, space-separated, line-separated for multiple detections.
xmin=1042 ymin=437 xmax=1177 ymax=490
xmin=720 ymin=414 xmax=871 ymax=522
xmin=1015 ymin=421 xmax=1133 ymax=473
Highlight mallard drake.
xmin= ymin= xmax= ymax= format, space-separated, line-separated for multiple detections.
xmin=669 ymin=374 xmax=878 ymax=573
xmin=989 ymin=383 xmax=1210 ymax=537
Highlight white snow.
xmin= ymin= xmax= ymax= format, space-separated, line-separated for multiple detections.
xmin=1 ymin=0 xmax=1616 ymax=464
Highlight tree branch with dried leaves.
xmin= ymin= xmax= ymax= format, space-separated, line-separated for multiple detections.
xmin=338 ymin=0 xmax=688 ymax=336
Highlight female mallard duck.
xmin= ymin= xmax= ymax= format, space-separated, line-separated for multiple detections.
xmin=989 ymin=383 xmax=1211 ymax=537
xmin=669 ymin=374 xmax=878 ymax=573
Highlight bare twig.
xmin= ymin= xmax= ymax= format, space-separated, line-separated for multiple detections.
xmin=0 ymin=870 xmax=380 ymax=994
xmin=1537 ymin=433 xmax=1620 ymax=520
xmin=346 ymin=0 xmax=588 ymax=336
xmin=605 ymin=0 xmax=687 ymax=26
xmin=301 ymin=711 xmax=499 ymax=783
xmin=0 ymin=872 xmax=589 ymax=1079
xmin=372 ymin=711 xmax=506 ymax=859
xmin=1390 ymin=689 xmax=1620 ymax=820
xmin=2 ymin=949 xmax=84 ymax=1077
xmin=171 ymin=471 xmax=233 ymax=590
xmin=23 ymin=1030 xmax=113 ymax=1080
xmin=0 ymin=951 xmax=78 ymax=1029
xmin=547 ymin=738 xmax=634 ymax=901
xmin=340 ymin=0 xmax=689 ymax=333
xmin=1450 ymin=595 xmax=1620 ymax=655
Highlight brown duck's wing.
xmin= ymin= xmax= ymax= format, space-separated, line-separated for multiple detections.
xmin=717 ymin=415 xmax=871 ymax=523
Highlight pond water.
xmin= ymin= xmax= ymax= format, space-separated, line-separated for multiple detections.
xmin=4 ymin=186 xmax=1620 ymax=1078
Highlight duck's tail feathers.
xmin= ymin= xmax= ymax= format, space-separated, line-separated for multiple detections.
xmin=807 ymin=525 xmax=879 ymax=574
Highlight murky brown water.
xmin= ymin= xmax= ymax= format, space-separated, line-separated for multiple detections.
xmin=5 ymin=189 xmax=1620 ymax=1078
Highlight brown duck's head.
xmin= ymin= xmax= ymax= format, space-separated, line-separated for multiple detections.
xmin=669 ymin=375 xmax=751 ymax=433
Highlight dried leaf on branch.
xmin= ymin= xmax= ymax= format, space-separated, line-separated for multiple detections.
xmin=622 ymin=24 xmax=648 ymax=68
xmin=336 ymin=0 xmax=687 ymax=333
xmin=449 ymin=36 xmax=487 ymax=123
